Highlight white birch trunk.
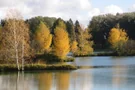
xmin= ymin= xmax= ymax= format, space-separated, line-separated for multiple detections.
xmin=13 ymin=20 xmax=19 ymax=70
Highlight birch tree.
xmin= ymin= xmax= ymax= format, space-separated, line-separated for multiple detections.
xmin=1 ymin=9 xmax=30 ymax=70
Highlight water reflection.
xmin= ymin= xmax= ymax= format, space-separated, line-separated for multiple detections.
xmin=112 ymin=59 xmax=128 ymax=90
xmin=56 ymin=72 xmax=70 ymax=90
xmin=1 ymin=56 xmax=135 ymax=90
xmin=38 ymin=72 xmax=53 ymax=90
xmin=0 ymin=72 xmax=38 ymax=90
xmin=73 ymin=71 xmax=93 ymax=90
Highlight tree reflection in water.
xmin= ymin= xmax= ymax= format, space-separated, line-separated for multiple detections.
xmin=56 ymin=72 xmax=70 ymax=90
xmin=112 ymin=58 xmax=128 ymax=89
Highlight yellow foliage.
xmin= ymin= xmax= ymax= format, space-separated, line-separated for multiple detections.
xmin=119 ymin=29 xmax=128 ymax=42
xmin=82 ymin=44 xmax=93 ymax=54
xmin=108 ymin=28 xmax=120 ymax=46
xmin=35 ymin=22 xmax=52 ymax=52
xmin=53 ymin=27 xmax=70 ymax=58
xmin=108 ymin=28 xmax=128 ymax=48
xmin=71 ymin=41 xmax=78 ymax=53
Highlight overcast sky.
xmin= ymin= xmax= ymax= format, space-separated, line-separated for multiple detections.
xmin=0 ymin=0 xmax=135 ymax=26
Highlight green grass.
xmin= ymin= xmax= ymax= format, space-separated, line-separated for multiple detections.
xmin=34 ymin=53 xmax=75 ymax=63
xmin=0 ymin=64 xmax=77 ymax=71
xmin=61 ymin=57 xmax=74 ymax=62
xmin=74 ymin=52 xmax=118 ymax=57
xmin=73 ymin=53 xmax=92 ymax=57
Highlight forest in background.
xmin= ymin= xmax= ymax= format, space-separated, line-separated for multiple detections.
xmin=89 ymin=12 xmax=135 ymax=49
xmin=0 ymin=11 xmax=135 ymax=70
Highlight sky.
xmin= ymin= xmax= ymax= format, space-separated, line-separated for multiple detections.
xmin=0 ymin=0 xmax=135 ymax=26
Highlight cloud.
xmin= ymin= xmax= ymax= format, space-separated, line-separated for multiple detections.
xmin=133 ymin=4 xmax=135 ymax=9
xmin=128 ymin=4 xmax=135 ymax=11
xmin=103 ymin=5 xmax=123 ymax=15
xmin=0 ymin=0 xmax=125 ymax=26
xmin=0 ymin=0 xmax=32 ymax=19
xmin=88 ymin=8 xmax=100 ymax=17
xmin=0 ymin=0 xmax=93 ymax=26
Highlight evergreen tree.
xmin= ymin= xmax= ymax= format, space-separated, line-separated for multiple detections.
xmin=52 ymin=18 xmax=66 ymax=33
xmin=66 ymin=19 xmax=76 ymax=42
xmin=74 ymin=20 xmax=84 ymax=51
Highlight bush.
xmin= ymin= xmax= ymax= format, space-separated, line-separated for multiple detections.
xmin=0 ymin=64 xmax=18 ymax=71
xmin=33 ymin=53 xmax=74 ymax=63
xmin=73 ymin=49 xmax=93 ymax=57
xmin=114 ymin=40 xmax=135 ymax=55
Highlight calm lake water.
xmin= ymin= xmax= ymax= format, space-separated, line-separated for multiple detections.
xmin=1 ymin=56 xmax=135 ymax=90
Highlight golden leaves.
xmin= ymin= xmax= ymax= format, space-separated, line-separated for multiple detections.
xmin=53 ymin=27 xmax=70 ymax=59
xmin=108 ymin=28 xmax=128 ymax=48
xmin=35 ymin=22 xmax=52 ymax=52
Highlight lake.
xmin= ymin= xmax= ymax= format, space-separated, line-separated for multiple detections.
xmin=1 ymin=56 xmax=135 ymax=90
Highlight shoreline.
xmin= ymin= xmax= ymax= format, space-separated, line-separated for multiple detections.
xmin=74 ymin=52 xmax=135 ymax=57
xmin=0 ymin=64 xmax=77 ymax=72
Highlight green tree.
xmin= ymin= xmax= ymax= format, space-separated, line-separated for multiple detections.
xmin=66 ymin=19 xmax=76 ymax=42
xmin=88 ymin=12 xmax=135 ymax=49
xmin=52 ymin=18 xmax=66 ymax=33
xmin=74 ymin=20 xmax=83 ymax=50
xmin=115 ymin=40 xmax=135 ymax=55
xmin=26 ymin=16 xmax=57 ymax=34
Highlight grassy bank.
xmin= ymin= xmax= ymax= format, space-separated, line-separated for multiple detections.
xmin=74 ymin=52 xmax=118 ymax=57
xmin=34 ymin=53 xmax=74 ymax=63
xmin=74 ymin=52 xmax=135 ymax=57
xmin=0 ymin=64 xmax=77 ymax=71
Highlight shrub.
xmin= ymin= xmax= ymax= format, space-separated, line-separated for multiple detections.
xmin=114 ymin=40 xmax=135 ymax=55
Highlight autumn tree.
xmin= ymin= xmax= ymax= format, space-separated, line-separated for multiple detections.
xmin=70 ymin=41 xmax=78 ymax=53
xmin=35 ymin=21 xmax=52 ymax=53
xmin=52 ymin=18 xmax=66 ymax=33
xmin=0 ymin=10 xmax=30 ymax=70
xmin=53 ymin=20 xmax=70 ymax=59
xmin=81 ymin=28 xmax=93 ymax=54
xmin=108 ymin=27 xmax=128 ymax=48
xmin=74 ymin=21 xmax=93 ymax=55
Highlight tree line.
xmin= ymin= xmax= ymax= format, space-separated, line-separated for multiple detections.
xmin=88 ymin=12 xmax=135 ymax=49
xmin=1 ymin=10 xmax=135 ymax=70
xmin=0 ymin=11 xmax=93 ymax=70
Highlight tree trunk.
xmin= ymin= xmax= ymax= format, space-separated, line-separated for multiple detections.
xmin=13 ymin=20 xmax=20 ymax=70
xmin=21 ymin=36 xmax=24 ymax=71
